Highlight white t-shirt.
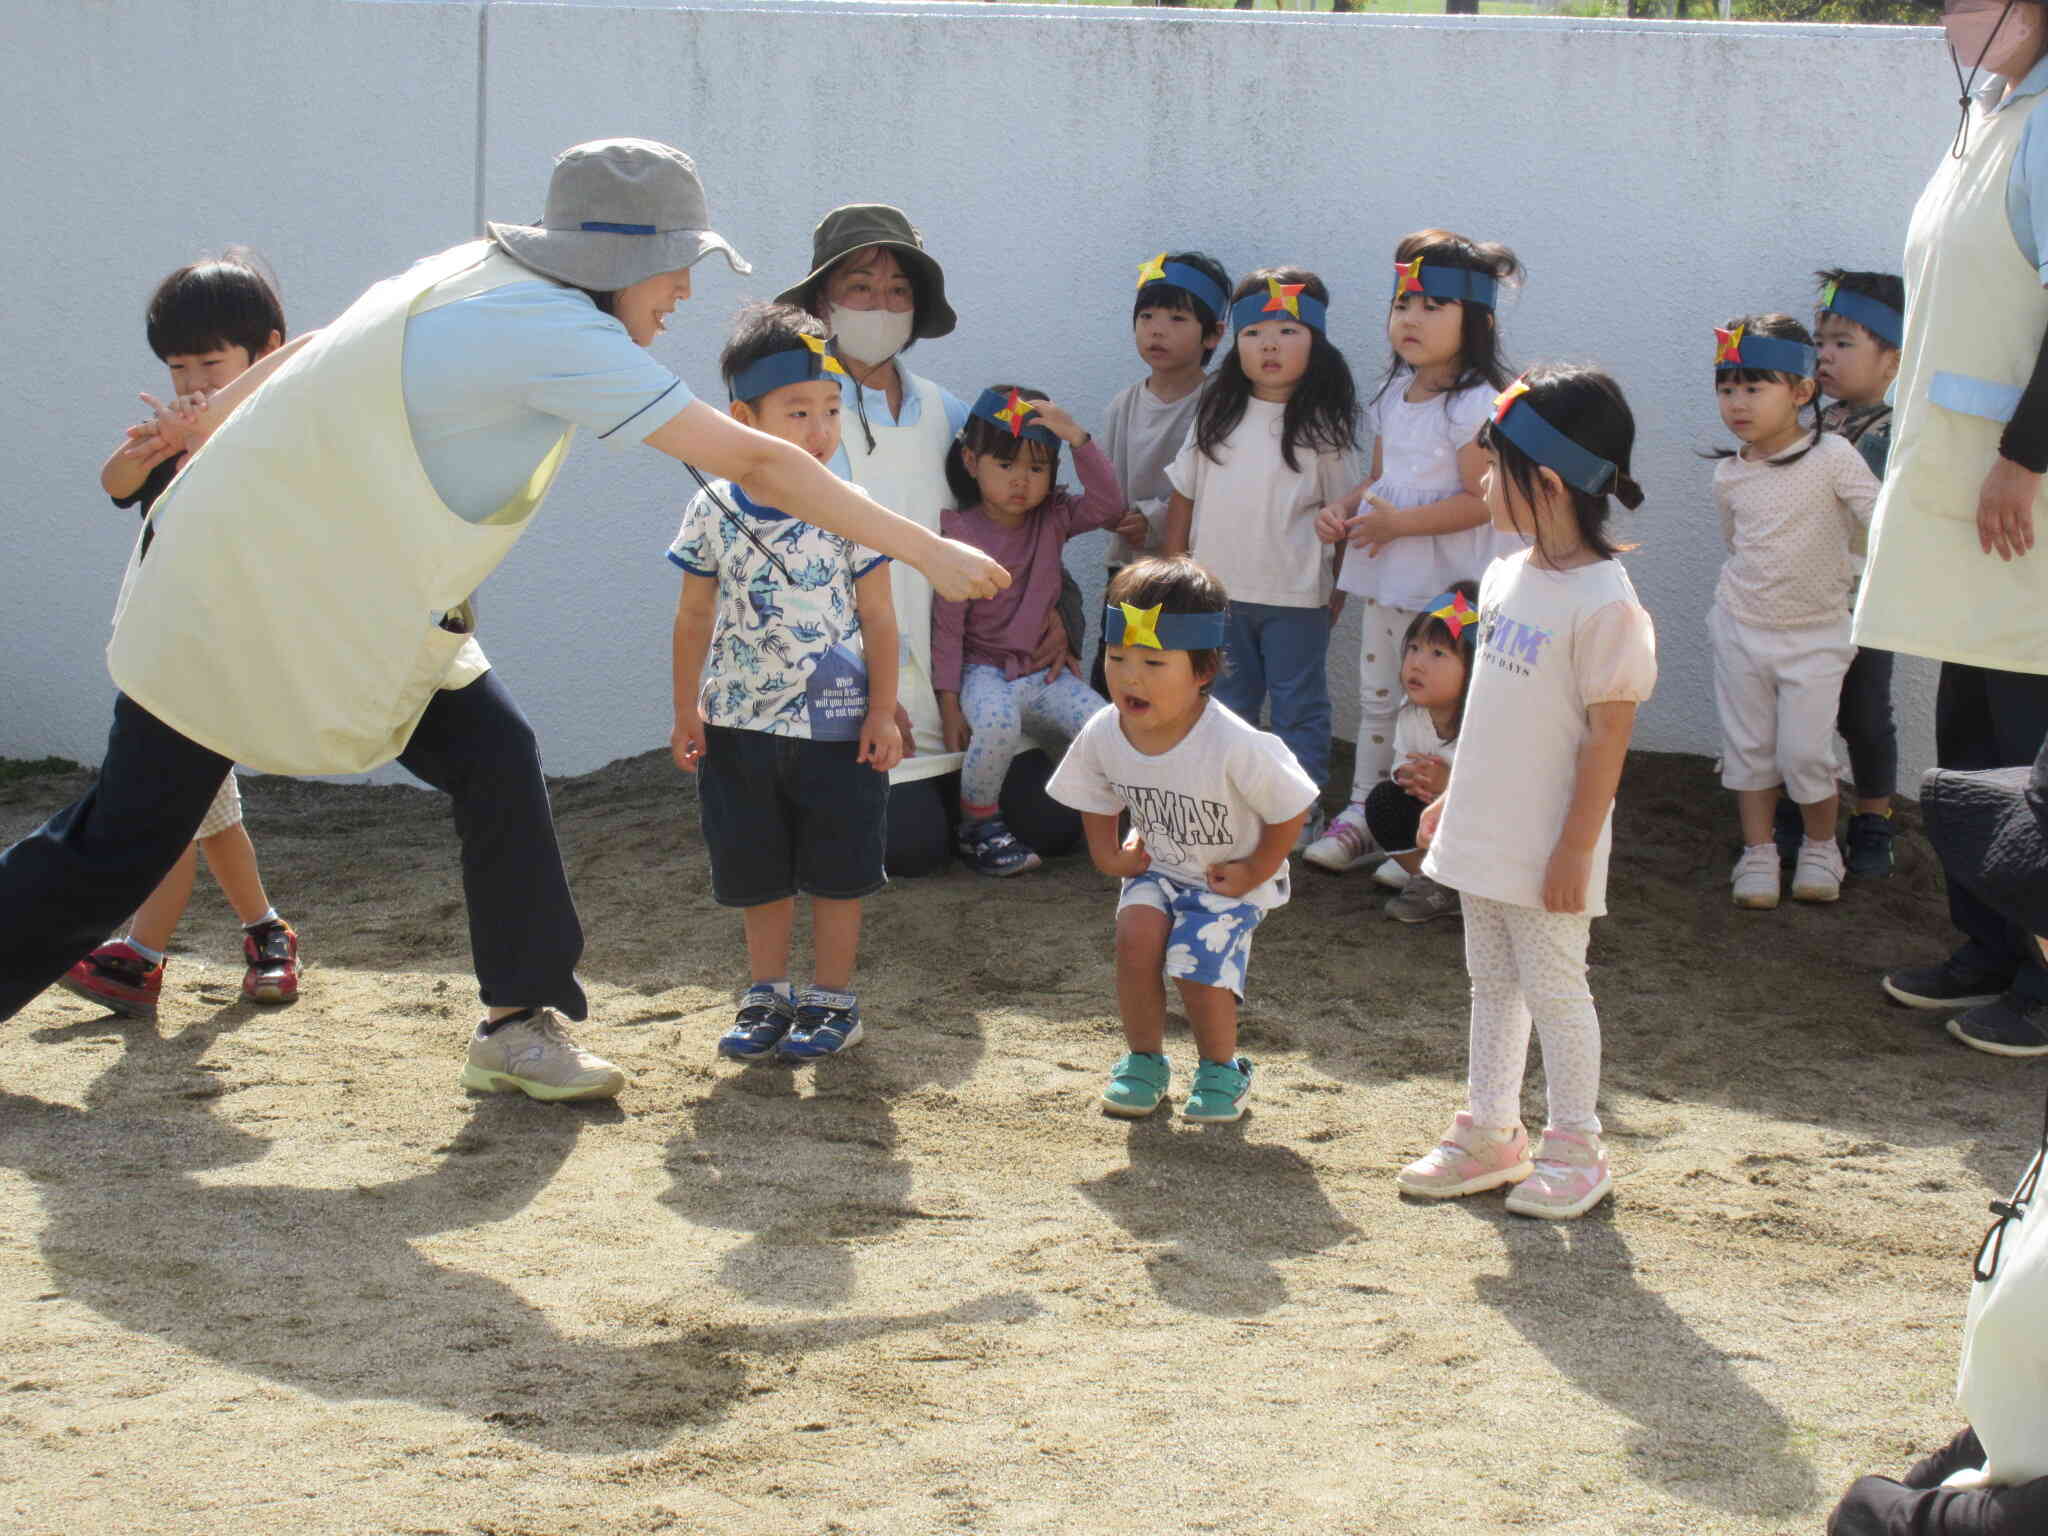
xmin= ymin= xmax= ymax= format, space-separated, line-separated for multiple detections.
xmin=1391 ymin=701 xmax=1459 ymax=767
xmin=1165 ymin=397 xmax=1354 ymax=608
xmin=1423 ymin=552 xmax=1658 ymax=917
xmin=1338 ymin=375 xmax=1502 ymax=609
xmin=1047 ymin=698 xmax=1320 ymax=909
xmin=1713 ymin=433 xmax=1878 ymax=630
xmin=1102 ymin=378 xmax=1203 ymax=566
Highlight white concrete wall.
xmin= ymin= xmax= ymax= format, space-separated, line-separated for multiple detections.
xmin=3 ymin=0 xmax=1955 ymax=790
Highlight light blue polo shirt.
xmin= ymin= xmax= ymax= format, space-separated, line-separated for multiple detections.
xmin=1998 ymin=55 xmax=2048 ymax=278
xmin=401 ymin=280 xmax=692 ymax=523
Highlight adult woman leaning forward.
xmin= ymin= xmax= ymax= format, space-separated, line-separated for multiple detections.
xmin=0 ymin=140 xmax=1005 ymax=1099
xmin=1859 ymin=0 xmax=2048 ymax=1053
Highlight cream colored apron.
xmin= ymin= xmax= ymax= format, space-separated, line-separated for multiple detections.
xmin=841 ymin=368 xmax=965 ymax=783
xmin=108 ymin=243 xmax=575 ymax=774
xmin=1855 ymin=90 xmax=2048 ymax=673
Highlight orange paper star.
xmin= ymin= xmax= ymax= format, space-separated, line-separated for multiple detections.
xmin=1492 ymin=376 xmax=1530 ymax=424
xmin=1262 ymin=277 xmax=1305 ymax=318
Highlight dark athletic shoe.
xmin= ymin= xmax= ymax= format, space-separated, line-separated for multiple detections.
xmin=1883 ymin=957 xmax=2009 ymax=1012
xmin=1844 ymin=812 xmax=1897 ymax=879
xmin=1947 ymin=994 xmax=2048 ymax=1058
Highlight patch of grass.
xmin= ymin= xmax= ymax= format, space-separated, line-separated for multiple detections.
xmin=0 ymin=757 xmax=87 ymax=785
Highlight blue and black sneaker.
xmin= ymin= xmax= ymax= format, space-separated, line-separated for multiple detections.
xmin=1772 ymin=797 xmax=1803 ymax=868
xmin=718 ymin=984 xmax=795 ymax=1062
xmin=958 ymin=816 xmax=1041 ymax=877
xmin=778 ymin=987 xmax=864 ymax=1063
xmin=1844 ymin=810 xmax=1897 ymax=879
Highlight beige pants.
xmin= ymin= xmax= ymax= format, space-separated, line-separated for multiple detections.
xmin=1349 ymin=598 xmax=1422 ymax=801
xmin=1709 ymin=604 xmax=1854 ymax=805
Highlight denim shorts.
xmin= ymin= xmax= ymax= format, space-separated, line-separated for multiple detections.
xmin=698 ymin=724 xmax=889 ymax=906
xmin=1117 ymin=870 xmax=1264 ymax=1000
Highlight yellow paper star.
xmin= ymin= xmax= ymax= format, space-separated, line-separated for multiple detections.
xmin=1118 ymin=601 xmax=1164 ymax=649
xmin=800 ymin=332 xmax=846 ymax=376
xmin=995 ymin=388 xmax=1036 ymax=436
xmin=1136 ymin=253 xmax=1169 ymax=289
xmin=1263 ymin=277 xmax=1305 ymax=318
xmin=1491 ymin=376 xmax=1530 ymax=424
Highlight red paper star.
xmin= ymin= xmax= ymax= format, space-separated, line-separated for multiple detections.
xmin=1395 ymin=257 xmax=1426 ymax=295
xmin=994 ymin=388 xmax=1035 ymax=436
xmin=1262 ymin=278 xmax=1305 ymax=318
xmin=1714 ymin=325 xmax=1746 ymax=367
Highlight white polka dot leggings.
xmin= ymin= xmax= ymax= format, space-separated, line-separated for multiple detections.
xmin=1462 ymin=894 xmax=1603 ymax=1135
xmin=959 ymin=663 xmax=1106 ymax=811
xmin=1349 ymin=598 xmax=1420 ymax=801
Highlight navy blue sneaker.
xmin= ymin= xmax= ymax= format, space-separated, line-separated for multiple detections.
xmin=1844 ymin=811 xmax=1897 ymax=879
xmin=718 ymin=984 xmax=795 ymax=1061
xmin=958 ymin=816 xmax=1041 ymax=877
xmin=778 ymin=987 xmax=864 ymax=1062
xmin=1947 ymin=993 xmax=2048 ymax=1058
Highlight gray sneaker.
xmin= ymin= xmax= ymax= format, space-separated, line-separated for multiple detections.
xmin=461 ymin=1008 xmax=626 ymax=1101
xmin=1386 ymin=872 xmax=1461 ymax=924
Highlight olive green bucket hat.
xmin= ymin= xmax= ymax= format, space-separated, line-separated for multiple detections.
xmin=776 ymin=204 xmax=955 ymax=340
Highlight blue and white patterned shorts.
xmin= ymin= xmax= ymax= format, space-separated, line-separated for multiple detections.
xmin=1117 ymin=871 xmax=1264 ymax=1000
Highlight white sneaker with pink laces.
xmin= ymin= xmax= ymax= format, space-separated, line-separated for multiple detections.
xmin=1303 ymin=803 xmax=1379 ymax=874
xmin=1504 ymin=1127 xmax=1612 ymax=1220
xmin=1396 ymin=1111 xmax=1533 ymax=1199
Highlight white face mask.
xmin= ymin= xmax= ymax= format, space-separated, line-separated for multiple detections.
xmin=827 ymin=303 xmax=915 ymax=366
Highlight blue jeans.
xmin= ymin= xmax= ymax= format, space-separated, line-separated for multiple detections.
xmin=1212 ymin=601 xmax=1332 ymax=788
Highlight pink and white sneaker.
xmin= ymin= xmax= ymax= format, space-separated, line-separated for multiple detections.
xmin=1504 ymin=1128 xmax=1612 ymax=1220
xmin=1396 ymin=1111 xmax=1533 ymax=1199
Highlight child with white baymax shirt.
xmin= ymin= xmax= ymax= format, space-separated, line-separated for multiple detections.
xmin=1049 ymin=558 xmax=1318 ymax=1125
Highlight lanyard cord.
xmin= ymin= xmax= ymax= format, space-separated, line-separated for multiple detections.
xmin=681 ymin=461 xmax=794 ymax=583
xmin=1952 ymin=1 xmax=2020 ymax=159
xmin=1974 ymin=1087 xmax=2047 ymax=1283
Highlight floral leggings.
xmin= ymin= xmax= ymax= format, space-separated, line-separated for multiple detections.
xmin=1462 ymin=894 xmax=1603 ymax=1135
xmin=959 ymin=663 xmax=1106 ymax=811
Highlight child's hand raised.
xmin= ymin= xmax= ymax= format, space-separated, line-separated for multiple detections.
xmin=138 ymin=390 xmax=209 ymax=455
xmin=1023 ymin=399 xmax=1089 ymax=447
xmin=116 ymin=421 xmax=183 ymax=473
xmin=1395 ymin=752 xmax=1450 ymax=802
xmin=1101 ymin=828 xmax=1150 ymax=878
xmin=1343 ymin=493 xmax=1404 ymax=554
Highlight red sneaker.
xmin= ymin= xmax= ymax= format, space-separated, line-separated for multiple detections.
xmin=242 ymin=920 xmax=300 ymax=1004
xmin=59 ymin=942 xmax=165 ymax=1022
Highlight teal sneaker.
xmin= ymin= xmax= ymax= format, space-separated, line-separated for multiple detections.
xmin=1183 ymin=1056 xmax=1253 ymax=1123
xmin=1101 ymin=1051 xmax=1170 ymax=1117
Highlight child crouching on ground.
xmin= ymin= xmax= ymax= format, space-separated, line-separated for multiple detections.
xmin=934 ymin=387 xmax=1125 ymax=877
xmin=1048 ymin=558 xmax=1318 ymax=1123
xmin=669 ymin=302 xmax=902 ymax=1063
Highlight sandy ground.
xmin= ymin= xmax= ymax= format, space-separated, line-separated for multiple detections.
xmin=1 ymin=747 xmax=2041 ymax=1536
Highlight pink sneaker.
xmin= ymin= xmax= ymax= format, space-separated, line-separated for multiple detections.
xmin=1396 ymin=1111 xmax=1532 ymax=1199
xmin=1504 ymin=1128 xmax=1612 ymax=1220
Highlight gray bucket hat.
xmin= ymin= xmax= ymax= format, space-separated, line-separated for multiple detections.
xmin=775 ymin=204 xmax=955 ymax=340
xmin=488 ymin=138 xmax=751 ymax=291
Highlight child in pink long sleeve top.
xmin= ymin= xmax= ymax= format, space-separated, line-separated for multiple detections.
xmin=934 ymin=386 xmax=1128 ymax=875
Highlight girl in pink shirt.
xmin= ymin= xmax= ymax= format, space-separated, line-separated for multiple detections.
xmin=933 ymin=386 xmax=1132 ymax=875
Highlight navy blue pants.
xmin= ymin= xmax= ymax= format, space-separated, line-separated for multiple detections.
xmin=0 ymin=672 xmax=585 ymax=1023
xmin=1936 ymin=662 xmax=2048 ymax=1001
xmin=1838 ymin=644 xmax=1898 ymax=801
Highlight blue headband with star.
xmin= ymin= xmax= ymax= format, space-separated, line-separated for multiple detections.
xmin=1103 ymin=602 xmax=1229 ymax=650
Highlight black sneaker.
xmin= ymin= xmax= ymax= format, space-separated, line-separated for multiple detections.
xmin=1883 ymin=956 xmax=2010 ymax=1012
xmin=1773 ymin=799 xmax=1803 ymax=867
xmin=958 ymin=816 xmax=1041 ymax=877
xmin=1947 ymin=993 xmax=2048 ymax=1058
xmin=1844 ymin=812 xmax=1897 ymax=879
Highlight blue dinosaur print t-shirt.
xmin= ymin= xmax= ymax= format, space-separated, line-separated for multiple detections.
xmin=668 ymin=480 xmax=888 ymax=740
